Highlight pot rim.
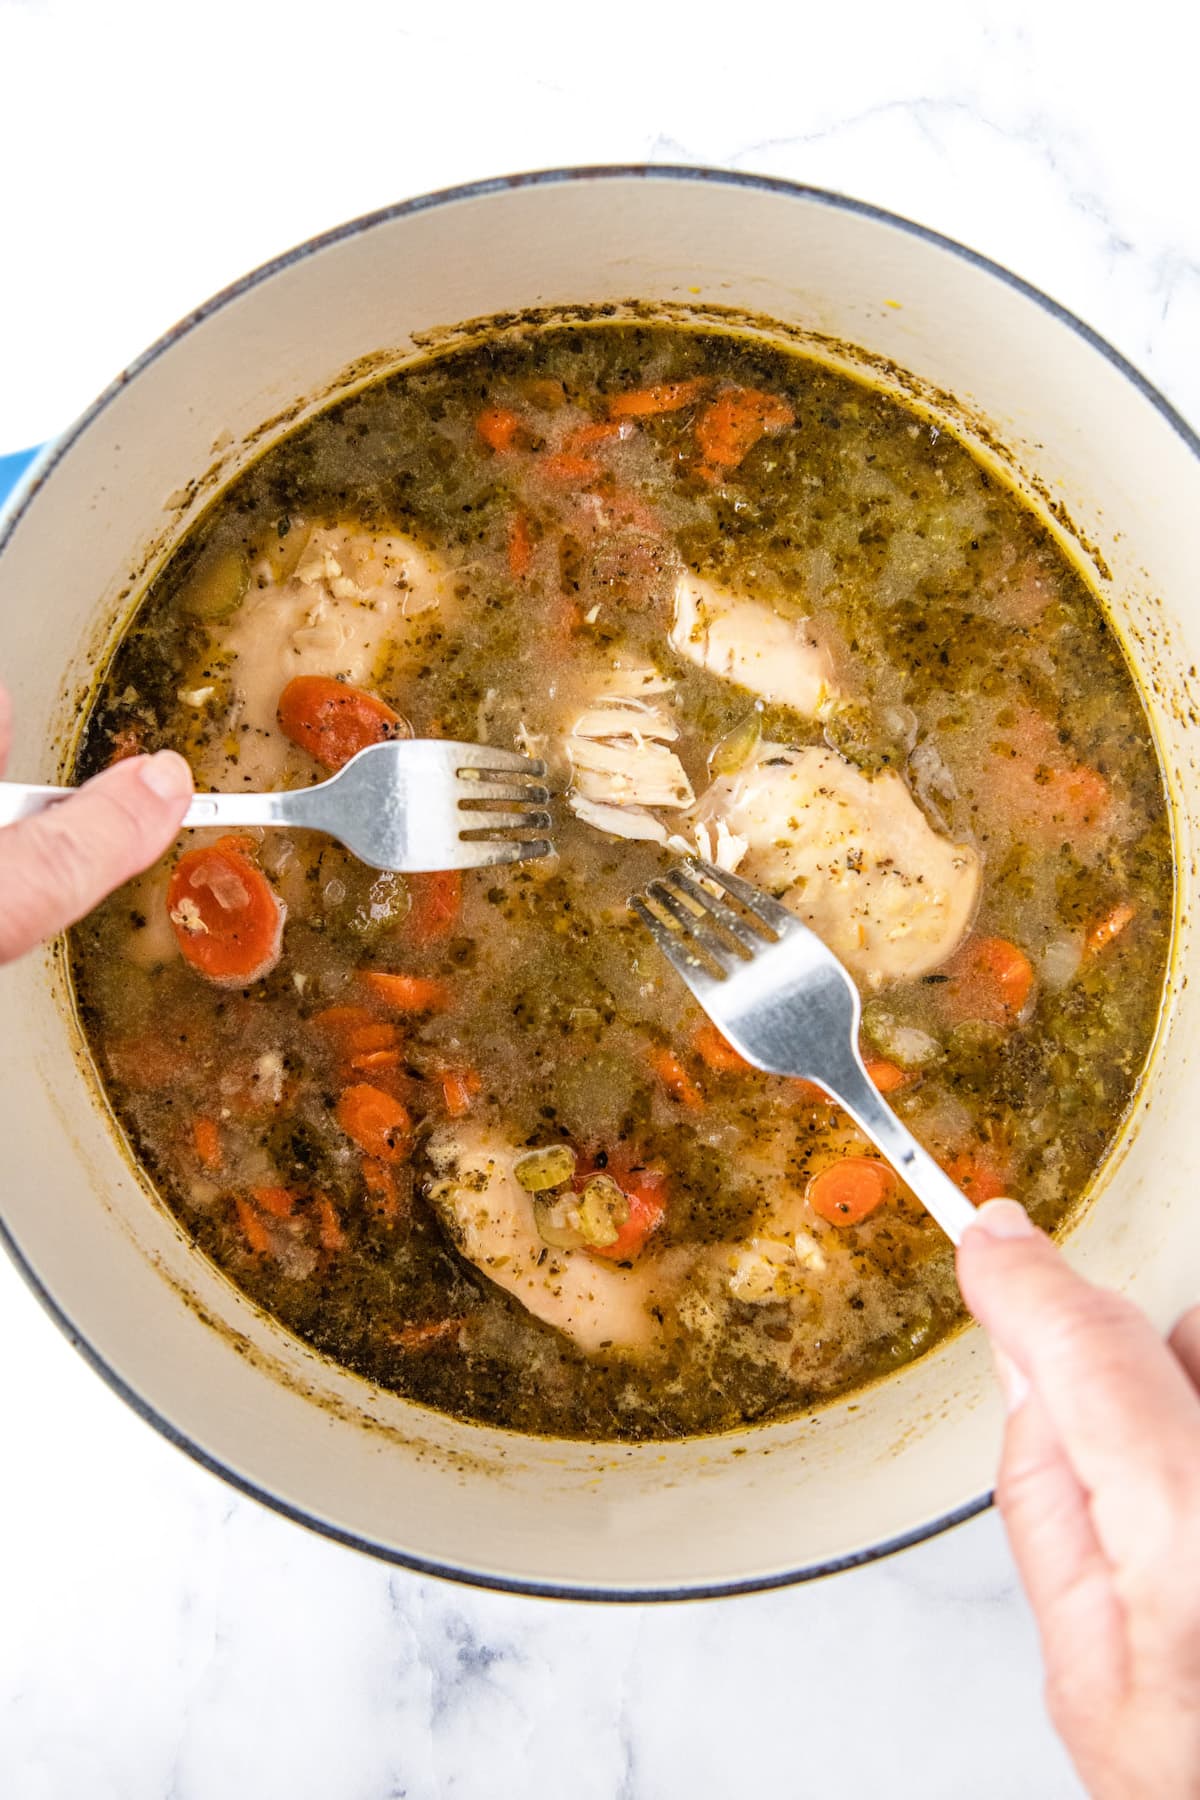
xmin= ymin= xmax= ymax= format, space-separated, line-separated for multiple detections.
xmin=2 ymin=163 xmax=1195 ymax=1601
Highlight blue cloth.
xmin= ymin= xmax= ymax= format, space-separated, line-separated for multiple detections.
xmin=0 ymin=447 xmax=42 ymax=509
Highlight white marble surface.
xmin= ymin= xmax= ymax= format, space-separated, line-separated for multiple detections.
xmin=2 ymin=1 xmax=1196 ymax=1792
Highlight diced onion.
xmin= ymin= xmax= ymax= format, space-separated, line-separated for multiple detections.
xmin=1040 ymin=936 xmax=1084 ymax=991
xmin=861 ymin=1004 xmax=942 ymax=1069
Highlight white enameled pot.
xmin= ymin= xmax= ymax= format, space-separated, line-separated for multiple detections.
xmin=2 ymin=168 xmax=1198 ymax=1600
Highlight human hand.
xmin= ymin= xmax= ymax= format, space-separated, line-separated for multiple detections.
xmin=958 ymin=1201 xmax=1200 ymax=1799
xmin=0 ymin=684 xmax=192 ymax=964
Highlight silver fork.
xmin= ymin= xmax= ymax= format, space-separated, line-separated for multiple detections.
xmin=0 ymin=740 xmax=554 ymax=873
xmin=629 ymin=857 xmax=978 ymax=1243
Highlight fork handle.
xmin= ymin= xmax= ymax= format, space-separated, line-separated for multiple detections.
xmin=821 ymin=1051 xmax=981 ymax=1244
xmin=0 ymin=783 xmax=75 ymax=825
xmin=182 ymin=792 xmax=292 ymax=828
xmin=0 ymin=781 xmax=297 ymax=831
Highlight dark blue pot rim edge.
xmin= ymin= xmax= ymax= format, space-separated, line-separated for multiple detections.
xmin=2 ymin=161 xmax=1195 ymax=1602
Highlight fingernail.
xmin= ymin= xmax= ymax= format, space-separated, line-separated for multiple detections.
xmin=138 ymin=749 xmax=192 ymax=801
xmin=993 ymin=1346 xmax=1031 ymax=1414
xmin=969 ymin=1199 xmax=1036 ymax=1240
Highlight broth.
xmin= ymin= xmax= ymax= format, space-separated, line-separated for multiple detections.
xmin=69 ymin=324 xmax=1172 ymax=1439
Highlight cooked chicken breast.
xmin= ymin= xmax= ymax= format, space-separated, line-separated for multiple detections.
xmin=202 ymin=524 xmax=454 ymax=787
xmin=121 ymin=862 xmax=180 ymax=968
xmin=669 ymin=573 xmax=838 ymax=715
xmin=564 ymin=676 xmax=694 ymax=842
xmin=426 ymin=1127 xmax=674 ymax=1354
xmin=566 ymin=795 xmax=673 ymax=845
xmin=567 ymin=735 xmax=694 ymax=809
xmin=695 ymin=745 xmax=980 ymax=983
xmin=569 ymin=695 xmax=679 ymax=744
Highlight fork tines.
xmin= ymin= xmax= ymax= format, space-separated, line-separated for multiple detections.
xmin=454 ymin=749 xmax=554 ymax=863
xmin=629 ymin=857 xmax=794 ymax=980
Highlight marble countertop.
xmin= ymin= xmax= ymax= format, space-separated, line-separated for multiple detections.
xmin=2 ymin=3 xmax=1195 ymax=1793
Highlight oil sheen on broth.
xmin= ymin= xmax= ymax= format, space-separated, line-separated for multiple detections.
xmin=69 ymin=325 xmax=1172 ymax=1441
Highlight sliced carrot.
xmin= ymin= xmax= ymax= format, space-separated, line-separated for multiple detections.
xmin=588 ymin=1168 xmax=667 ymax=1262
xmin=649 ymin=1047 xmax=704 ymax=1109
xmin=250 ymin=1184 xmax=298 ymax=1218
xmin=312 ymin=1008 xmax=405 ymax=1070
xmin=1058 ymin=765 xmax=1110 ymax=824
xmin=940 ymin=936 xmax=1035 ymax=1028
xmin=692 ymin=1022 xmax=751 ymax=1074
xmin=349 ymin=1047 xmax=404 ymax=1073
xmin=695 ymin=387 xmax=794 ymax=472
xmin=106 ymin=723 xmax=145 ymax=765
xmin=234 ymin=1193 xmax=272 ymax=1255
xmin=405 ymin=869 xmax=462 ymax=942
xmin=441 ymin=1067 xmax=482 ymax=1118
xmin=1085 ymin=901 xmax=1136 ymax=957
xmin=313 ymin=1193 xmax=346 ymax=1253
xmin=476 ymin=406 xmax=521 ymax=452
xmin=191 ymin=1116 xmax=223 ymax=1170
xmin=540 ymin=452 xmax=601 ymax=485
xmin=389 ymin=1317 xmax=465 ymax=1351
xmin=361 ymin=971 xmax=450 ymax=1013
xmin=362 ymin=1158 xmax=404 ymax=1221
xmin=167 ymin=840 xmax=285 ymax=987
xmin=866 ymin=1059 xmax=913 ymax=1095
xmin=311 ymin=1004 xmax=378 ymax=1042
xmin=990 ymin=713 xmax=1110 ymax=837
xmin=793 ymin=1077 xmax=834 ymax=1105
xmin=808 ymin=1157 xmax=897 ymax=1227
xmin=336 ymin=1083 xmax=412 ymax=1162
xmin=564 ymin=420 xmax=626 ymax=452
xmin=345 ymin=1021 xmax=401 ymax=1056
xmin=553 ymin=598 xmax=584 ymax=647
xmin=277 ymin=675 xmax=406 ymax=773
xmin=507 ymin=509 xmax=534 ymax=578
xmin=943 ymin=1152 xmax=1009 ymax=1205
xmin=607 ymin=378 xmax=707 ymax=418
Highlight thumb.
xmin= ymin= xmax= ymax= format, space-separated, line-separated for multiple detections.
xmin=0 ymin=751 xmax=192 ymax=963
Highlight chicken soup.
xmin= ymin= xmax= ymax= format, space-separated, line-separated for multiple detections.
xmin=69 ymin=324 xmax=1172 ymax=1439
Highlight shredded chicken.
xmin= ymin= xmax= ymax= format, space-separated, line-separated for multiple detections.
xmin=692 ymin=815 xmax=750 ymax=873
xmin=203 ymin=524 xmax=454 ymax=787
xmin=570 ymin=696 xmax=679 ymax=743
xmin=568 ymin=735 xmax=694 ymax=809
xmin=694 ymin=744 xmax=980 ymax=983
xmin=566 ymin=795 xmax=672 ymax=845
xmin=726 ymin=1237 xmax=822 ymax=1304
xmin=669 ymin=572 xmax=839 ymax=715
xmin=426 ymin=1127 xmax=678 ymax=1354
xmin=564 ymin=676 xmax=694 ymax=836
